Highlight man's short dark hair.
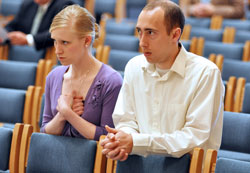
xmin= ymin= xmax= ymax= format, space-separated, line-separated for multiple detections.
xmin=143 ymin=0 xmax=185 ymax=35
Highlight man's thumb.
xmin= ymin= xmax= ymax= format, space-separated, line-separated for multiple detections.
xmin=105 ymin=125 xmax=118 ymax=134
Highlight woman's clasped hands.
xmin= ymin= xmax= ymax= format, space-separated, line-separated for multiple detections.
xmin=57 ymin=90 xmax=84 ymax=119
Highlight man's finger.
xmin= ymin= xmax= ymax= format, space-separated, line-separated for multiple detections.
xmin=107 ymin=132 xmax=116 ymax=140
xmin=100 ymin=137 xmax=110 ymax=146
xmin=105 ymin=125 xmax=118 ymax=134
xmin=112 ymin=149 xmax=126 ymax=161
xmin=120 ymin=153 xmax=129 ymax=161
xmin=107 ymin=147 xmax=120 ymax=158
xmin=102 ymin=148 xmax=112 ymax=155
xmin=103 ymin=140 xmax=119 ymax=150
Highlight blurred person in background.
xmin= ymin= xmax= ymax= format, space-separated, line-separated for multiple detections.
xmin=179 ymin=0 xmax=245 ymax=18
xmin=2 ymin=0 xmax=74 ymax=50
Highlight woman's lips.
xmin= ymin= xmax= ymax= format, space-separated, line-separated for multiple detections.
xmin=58 ymin=56 xmax=65 ymax=60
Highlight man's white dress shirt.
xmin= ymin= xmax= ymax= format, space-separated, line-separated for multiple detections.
xmin=113 ymin=44 xmax=224 ymax=158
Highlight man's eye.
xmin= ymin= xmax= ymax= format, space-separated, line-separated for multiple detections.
xmin=136 ymin=28 xmax=141 ymax=33
xmin=148 ymin=31 xmax=154 ymax=35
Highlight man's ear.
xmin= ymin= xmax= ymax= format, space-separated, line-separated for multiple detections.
xmin=172 ymin=28 xmax=181 ymax=42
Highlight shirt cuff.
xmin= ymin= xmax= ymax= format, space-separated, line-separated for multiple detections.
xmin=26 ymin=34 xmax=35 ymax=47
xmin=131 ymin=133 xmax=150 ymax=157
xmin=119 ymin=127 xmax=138 ymax=134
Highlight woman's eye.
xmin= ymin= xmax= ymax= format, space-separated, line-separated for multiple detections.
xmin=62 ymin=41 xmax=68 ymax=45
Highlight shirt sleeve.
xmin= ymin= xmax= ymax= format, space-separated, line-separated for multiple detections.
xmin=33 ymin=31 xmax=54 ymax=50
xmin=26 ymin=34 xmax=35 ymax=47
xmin=113 ymin=73 xmax=140 ymax=134
xmin=94 ymin=72 xmax=123 ymax=141
xmin=40 ymin=73 xmax=53 ymax=133
xmin=114 ymin=67 xmax=224 ymax=158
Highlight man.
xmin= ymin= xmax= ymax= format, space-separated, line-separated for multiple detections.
xmin=179 ymin=0 xmax=244 ymax=19
xmin=3 ymin=0 xmax=73 ymax=50
xmin=101 ymin=0 xmax=224 ymax=161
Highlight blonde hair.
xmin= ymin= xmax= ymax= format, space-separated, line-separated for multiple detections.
xmin=50 ymin=5 xmax=99 ymax=43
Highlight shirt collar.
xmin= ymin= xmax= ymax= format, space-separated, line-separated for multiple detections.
xmin=170 ymin=43 xmax=188 ymax=78
xmin=141 ymin=43 xmax=188 ymax=78
xmin=142 ymin=60 xmax=157 ymax=77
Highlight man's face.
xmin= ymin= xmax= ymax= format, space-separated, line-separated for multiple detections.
xmin=136 ymin=7 xmax=177 ymax=68
xmin=34 ymin=0 xmax=50 ymax=5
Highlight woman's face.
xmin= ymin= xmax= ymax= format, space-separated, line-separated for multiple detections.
xmin=51 ymin=27 xmax=86 ymax=66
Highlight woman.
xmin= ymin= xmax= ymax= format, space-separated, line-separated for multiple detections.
xmin=40 ymin=5 xmax=123 ymax=141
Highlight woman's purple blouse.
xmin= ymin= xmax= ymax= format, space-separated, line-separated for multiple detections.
xmin=40 ymin=64 xmax=123 ymax=141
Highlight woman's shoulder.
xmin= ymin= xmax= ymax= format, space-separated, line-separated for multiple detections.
xmin=47 ymin=65 xmax=68 ymax=79
xmin=96 ymin=64 xmax=123 ymax=87
xmin=100 ymin=64 xmax=122 ymax=80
